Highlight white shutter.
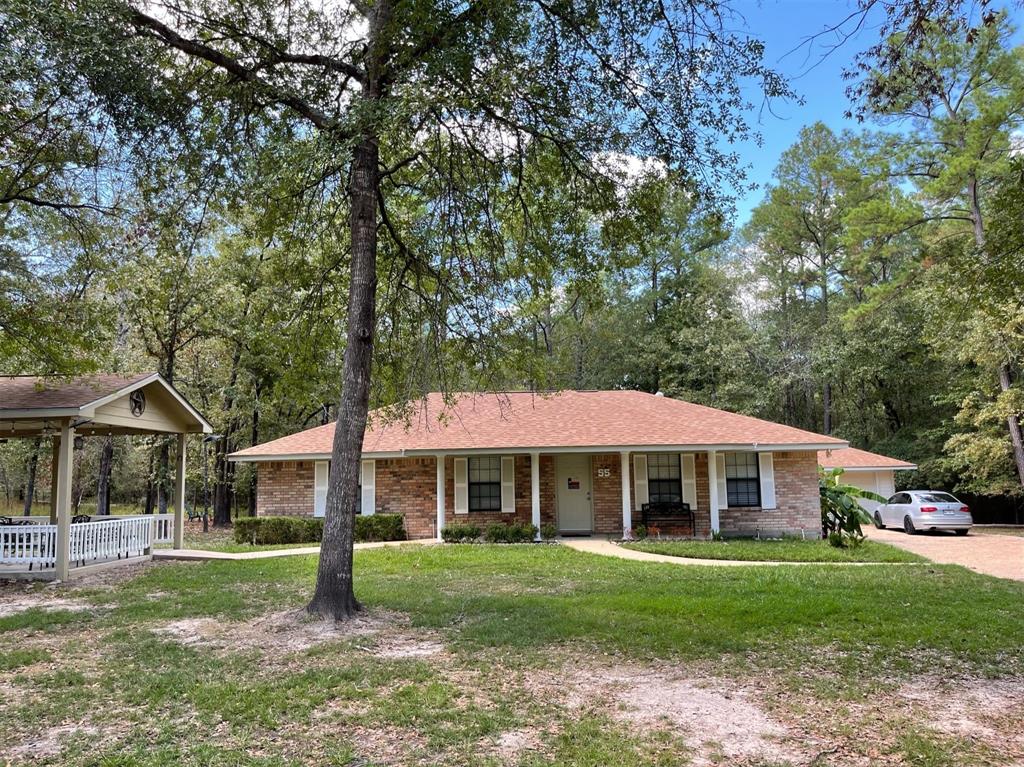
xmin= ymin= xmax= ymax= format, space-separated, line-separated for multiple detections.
xmin=454 ymin=457 xmax=469 ymax=515
xmin=313 ymin=461 xmax=328 ymax=518
xmin=716 ymin=453 xmax=728 ymax=510
xmin=680 ymin=454 xmax=697 ymax=509
xmin=633 ymin=454 xmax=649 ymax=508
xmin=360 ymin=459 xmax=376 ymax=515
xmin=500 ymin=456 xmax=516 ymax=514
xmin=758 ymin=453 xmax=776 ymax=509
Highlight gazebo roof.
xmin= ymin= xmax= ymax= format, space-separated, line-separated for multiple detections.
xmin=0 ymin=373 xmax=212 ymax=436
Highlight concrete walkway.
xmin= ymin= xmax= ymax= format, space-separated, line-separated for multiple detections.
xmin=866 ymin=527 xmax=1024 ymax=581
xmin=560 ymin=538 xmax=916 ymax=567
xmin=153 ymin=538 xmax=436 ymax=562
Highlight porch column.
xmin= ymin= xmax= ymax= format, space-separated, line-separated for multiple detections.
xmin=48 ymin=437 xmax=60 ymax=523
xmin=707 ymin=450 xmax=720 ymax=536
xmin=620 ymin=451 xmax=632 ymax=538
xmin=54 ymin=420 xmax=74 ymax=580
xmin=530 ymin=451 xmax=541 ymax=541
xmin=435 ymin=454 xmax=445 ymax=541
xmin=173 ymin=433 xmax=186 ymax=549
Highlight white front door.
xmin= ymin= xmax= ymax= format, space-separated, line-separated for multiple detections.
xmin=556 ymin=454 xmax=592 ymax=533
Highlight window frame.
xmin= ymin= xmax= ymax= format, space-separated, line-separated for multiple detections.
xmin=468 ymin=455 xmax=502 ymax=512
xmin=646 ymin=453 xmax=683 ymax=504
xmin=725 ymin=452 xmax=761 ymax=508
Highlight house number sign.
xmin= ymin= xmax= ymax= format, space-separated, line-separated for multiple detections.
xmin=596 ymin=467 xmax=611 ymax=478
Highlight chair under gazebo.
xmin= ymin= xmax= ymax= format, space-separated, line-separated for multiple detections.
xmin=0 ymin=373 xmax=212 ymax=580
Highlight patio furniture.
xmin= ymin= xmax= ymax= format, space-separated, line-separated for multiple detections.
xmin=640 ymin=501 xmax=694 ymax=534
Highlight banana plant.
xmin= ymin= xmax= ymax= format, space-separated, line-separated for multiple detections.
xmin=820 ymin=468 xmax=887 ymax=545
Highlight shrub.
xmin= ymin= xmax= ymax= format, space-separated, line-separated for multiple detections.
xmin=234 ymin=513 xmax=405 ymax=545
xmin=539 ymin=523 xmax=558 ymax=541
xmin=354 ymin=513 xmax=406 ymax=542
xmin=234 ymin=516 xmax=323 ymax=545
xmin=483 ymin=521 xmax=537 ymax=543
xmin=442 ymin=523 xmax=481 ymax=543
xmin=631 ymin=524 xmax=647 ymax=540
xmin=820 ymin=467 xmax=882 ymax=547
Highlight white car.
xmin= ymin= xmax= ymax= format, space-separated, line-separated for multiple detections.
xmin=874 ymin=491 xmax=973 ymax=535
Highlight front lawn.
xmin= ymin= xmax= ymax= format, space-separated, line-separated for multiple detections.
xmin=623 ymin=537 xmax=925 ymax=563
xmin=2 ymin=545 xmax=1022 ymax=766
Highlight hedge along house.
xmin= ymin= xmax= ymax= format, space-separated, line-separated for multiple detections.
xmin=818 ymin=447 xmax=917 ymax=513
xmin=230 ymin=390 xmax=847 ymax=540
xmin=0 ymin=373 xmax=212 ymax=579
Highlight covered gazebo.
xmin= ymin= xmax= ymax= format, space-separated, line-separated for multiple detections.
xmin=0 ymin=373 xmax=211 ymax=579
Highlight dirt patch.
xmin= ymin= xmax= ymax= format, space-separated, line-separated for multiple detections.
xmin=152 ymin=609 xmax=414 ymax=654
xmin=3 ymin=723 xmax=102 ymax=761
xmin=614 ymin=674 xmax=805 ymax=765
xmin=899 ymin=676 xmax=1024 ymax=757
xmin=369 ymin=634 xmax=446 ymax=659
xmin=491 ymin=728 xmax=543 ymax=763
xmin=0 ymin=595 xmax=94 ymax=619
xmin=523 ymin=662 xmax=809 ymax=766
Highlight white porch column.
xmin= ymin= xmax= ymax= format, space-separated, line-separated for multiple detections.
xmin=620 ymin=451 xmax=632 ymax=538
xmin=707 ymin=450 xmax=720 ymax=536
xmin=435 ymin=454 xmax=445 ymax=541
xmin=54 ymin=420 xmax=74 ymax=580
xmin=530 ymin=451 xmax=541 ymax=541
xmin=173 ymin=433 xmax=186 ymax=549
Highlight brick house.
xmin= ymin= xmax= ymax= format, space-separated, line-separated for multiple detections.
xmin=229 ymin=390 xmax=849 ymax=540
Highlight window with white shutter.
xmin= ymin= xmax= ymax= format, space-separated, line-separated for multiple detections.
xmin=500 ymin=456 xmax=516 ymax=513
xmin=454 ymin=457 xmax=469 ymax=515
xmin=313 ymin=461 xmax=328 ymax=518
xmin=360 ymin=459 xmax=376 ymax=516
xmin=758 ymin=453 xmax=776 ymax=509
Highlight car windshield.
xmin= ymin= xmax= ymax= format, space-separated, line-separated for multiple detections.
xmin=915 ymin=492 xmax=959 ymax=503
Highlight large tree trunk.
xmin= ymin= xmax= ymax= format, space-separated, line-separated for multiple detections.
xmin=22 ymin=438 xmax=40 ymax=516
xmin=96 ymin=436 xmax=114 ymax=515
xmin=157 ymin=439 xmax=170 ymax=514
xmin=969 ymin=190 xmax=1024 ymax=490
xmin=144 ymin=446 xmax=155 ymax=515
xmin=307 ymin=132 xmax=380 ymax=620
xmin=998 ymin=364 xmax=1024 ymax=489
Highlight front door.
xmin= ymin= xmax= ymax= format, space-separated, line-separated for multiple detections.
xmin=556 ymin=454 xmax=593 ymax=534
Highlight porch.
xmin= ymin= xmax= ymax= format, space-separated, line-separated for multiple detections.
xmin=0 ymin=514 xmax=174 ymax=579
xmin=0 ymin=373 xmax=212 ymax=580
xmin=428 ymin=449 xmax=737 ymax=541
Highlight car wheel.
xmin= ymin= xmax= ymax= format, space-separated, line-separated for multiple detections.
xmin=903 ymin=516 xmax=917 ymax=535
xmin=874 ymin=511 xmax=885 ymax=529
xmin=955 ymin=529 xmax=969 ymax=536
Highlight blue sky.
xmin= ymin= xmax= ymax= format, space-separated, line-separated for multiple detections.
xmin=728 ymin=0 xmax=887 ymax=224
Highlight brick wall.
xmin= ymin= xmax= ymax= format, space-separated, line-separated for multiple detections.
xmin=718 ymin=450 xmax=821 ymax=538
xmin=257 ymin=461 xmax=315 ymax=517
xmin=375 ymin=457 xmax=437 ymax=539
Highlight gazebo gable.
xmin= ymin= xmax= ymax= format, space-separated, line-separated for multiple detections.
xmin=0 ymin=373 xmax=212 ymax=436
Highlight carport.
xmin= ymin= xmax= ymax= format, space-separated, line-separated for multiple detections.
xmin=0 ymin=373 xmax=212 ymax=579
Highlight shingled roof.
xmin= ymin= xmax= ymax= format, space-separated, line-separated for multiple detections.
xmin=231 ymin=390 xmax=847 ymax=461
xmin=0 ymin=373 xmax=153 ymax=410
xmin=818 ymin=446 xmax=917 ymax=471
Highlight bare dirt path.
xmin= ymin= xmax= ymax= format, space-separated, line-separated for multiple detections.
xmin=866 ymin=526 xmax=1024 ymax=581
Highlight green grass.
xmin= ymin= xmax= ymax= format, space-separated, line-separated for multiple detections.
xmin=3 ymin=544 xmax=1023 ymax=766
xmin=622 ymin=537 xmax=926 ymax=563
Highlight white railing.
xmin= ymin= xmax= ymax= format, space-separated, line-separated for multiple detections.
xmin=1 ymin=516 xmax=157 ymax=571
xmin=7 ymin=514 xmax=174 ymax=543
xmin=0 ymin=524 xmax=56 ymax=568
xmin=152 ymin=514 xmax=174 ymax=544
xmin=69 ymin=517 xmax=152 ymax=565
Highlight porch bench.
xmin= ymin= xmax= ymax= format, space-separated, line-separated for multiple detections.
xmin=640 ymin=501 xmax=694 ymax=534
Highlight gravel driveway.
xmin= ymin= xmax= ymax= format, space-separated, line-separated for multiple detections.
xmin=866 ymin=526 xmax=1024 ymax=581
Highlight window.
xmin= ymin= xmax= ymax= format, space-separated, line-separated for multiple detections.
xmin=915 ymin=492 xmax=959 ymax=504
xmin=725 ymin=452 xmax=760 ymax=507
xmin=469 ymin=456 xmax=502 ymax=512
xmin=647 ymin=454 xmax=682 ymax=503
